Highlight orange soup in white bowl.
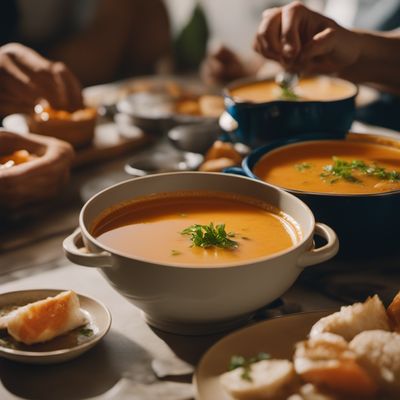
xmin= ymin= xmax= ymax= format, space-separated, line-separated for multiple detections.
xmin=64 ymin=172 xmax=338 ymax=334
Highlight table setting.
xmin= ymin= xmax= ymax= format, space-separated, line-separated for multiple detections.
xmin=1 ymin=65 xmax=400 ymax=400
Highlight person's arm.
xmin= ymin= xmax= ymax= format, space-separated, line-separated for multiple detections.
xmin=341 ymin=30 xmax=400 ymax=92
xmin=253 ymin=1 xmax=400 ymax=94
xmin=0 ymin=43 xmax=83 ymax=116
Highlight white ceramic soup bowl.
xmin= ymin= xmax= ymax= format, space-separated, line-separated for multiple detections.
xmin=63 ymin=172 xmax=338 ymax=335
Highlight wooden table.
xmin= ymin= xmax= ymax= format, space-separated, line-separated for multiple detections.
xmin=1 ymin=130 xmax=400 ymax=400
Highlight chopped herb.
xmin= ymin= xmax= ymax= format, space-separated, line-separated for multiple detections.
xmin=79 ymin=327 xmax=94 ymax=337
xmin=181 ymin=223 xmax=238 ymax=249
xmin=171 ymin=249 xmax=181 ymax=256
xmin=295 ymin=162 xmax=312 ymax=172
xmin=241 ymin=236 xmax=250 ymax=240
xmin=228 ymin=352 xmax=271 ymax=381
xmin=280 ymin=86 xmax=298 ymax=101
xmin=320 ymin=157 xmax=400 ymax=184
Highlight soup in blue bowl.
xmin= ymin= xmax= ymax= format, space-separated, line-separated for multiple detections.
xmin=226 ymin=133 xmax=400 ymax=258
xmin=222 ymin=76 xmax=358 ymax=147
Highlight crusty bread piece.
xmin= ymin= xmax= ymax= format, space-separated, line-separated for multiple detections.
xmin=350 ymin=330 xmax=400 ymax=395
xmin=294 ymin=333 xmax=378 ymax=398
xmin=387 ymin=291 xmax=400 ymax=332
xmin=309 ymin=295 xmax=390 ymax=341
xmin=2 ymin=291 xmax=87 ymax=345
xmin=220 ymin=359 xmax=297 ymax=400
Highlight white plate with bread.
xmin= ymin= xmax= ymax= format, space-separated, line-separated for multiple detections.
xmin=0 ymin=289 xmax=111 ymax=364
xmin=195 ymin=292 xmax=400 ymax=400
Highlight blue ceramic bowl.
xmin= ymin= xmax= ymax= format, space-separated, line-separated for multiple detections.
xmin=226 ymin=133 xmax=400 ymax=259
xmin=222 ymin=77 xmax=358 ymax=147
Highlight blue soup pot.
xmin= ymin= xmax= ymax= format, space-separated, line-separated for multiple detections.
xmin=226 ymin=133 xmax=400 ymax=259
xmin=222 ymin=77 xmax=358 ymax=147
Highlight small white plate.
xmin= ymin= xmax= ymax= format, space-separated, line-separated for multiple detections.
xmin=0 ymin=289 xmax=111 ymax=364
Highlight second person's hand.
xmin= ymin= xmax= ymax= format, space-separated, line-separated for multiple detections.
xmin=0 ymin=43 xmax=83 ymax=116
xmin=253 ymin=1 xmax=361 ymax=75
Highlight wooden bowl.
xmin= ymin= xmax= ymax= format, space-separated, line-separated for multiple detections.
xmin=0 ymin=130 xmax=74 ymax=210
xmin=27 ymin=107 xmax=97 ymax=149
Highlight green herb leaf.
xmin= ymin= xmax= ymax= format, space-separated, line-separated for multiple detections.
xmin=79 ymin=327 xmax=94 ymax=337
xmin=171 ymin=249 xmax=181 ymax=256
xmin=320 ymin=157 xmax=400 ymax=184
xmin=280 ymin=86 xmax=298 ymax=101
xmin=181 ymin=223 xmax=238 ymax=249
xmin=228 ymin=352 xmax=271 ymax=382
xmin=295 ymin=162 xmax=312 ymax=172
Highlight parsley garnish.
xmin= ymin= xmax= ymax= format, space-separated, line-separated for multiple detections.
xmin=228 ymin=353 xmax=271 ymax=381
xmin=320 ymin=157 xmax=400 ymax=184
xmin=79 ymin=328 xmax=94 ymax=337
xmin=181 ymin=223 xmax=238 ymax=249
xmin=171 ymin=249 xmax=181 ymax=256
xmin=280 ymin=86 xmax=298 ymax=101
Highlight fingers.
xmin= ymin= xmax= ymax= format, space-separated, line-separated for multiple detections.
xmin=281 ymin=2 xmax=303 ymax=61
xmin=253 ymin=1 xmax=338 ymax=71
xmin=0 ymin=43 xmax=83 ymax=114
xmin=253 ymin=7 xmax=282 ymax=62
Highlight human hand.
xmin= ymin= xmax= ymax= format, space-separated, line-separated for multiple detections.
xmin=200 ymin=45 xmax=250 ymax=86
xmin=0 ymin=43 xmax=83 ymax=115
xmin=253 ymin=1 xmax=361 ymax=75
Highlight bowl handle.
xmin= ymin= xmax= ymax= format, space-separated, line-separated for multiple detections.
xmin=297 ymin=223 xmax=339 ymax=268
xmin=63 ymin=228 xmax=112 ymax=268
xmin=219 ymin=111 xmax=239 ymax=132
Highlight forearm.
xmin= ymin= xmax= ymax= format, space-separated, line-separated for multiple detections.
xmin=340 ymin=30 xmax=400 ymax=93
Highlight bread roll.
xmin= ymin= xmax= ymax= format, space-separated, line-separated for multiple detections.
xmin=350 ymin=330 xmax=400 ymax=395
xmin=0 ymin=291 xmax=87 ymax=345
xmin=309 ymin=295 xmax=390 ymax=341
xmin=294 ymin=333 xmax=377 ymax=398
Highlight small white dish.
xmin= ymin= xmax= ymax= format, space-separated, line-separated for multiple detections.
xmin=0 ymin=289 xmax=111 ymax=364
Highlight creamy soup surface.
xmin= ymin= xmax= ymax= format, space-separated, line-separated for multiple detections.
xmin=92 ymin=191 xmax=300 ymax=266
xmin=254 ymin=140 xmax=400 ymax=194
xmin=229 ymin=77 xmax=355 ymax=103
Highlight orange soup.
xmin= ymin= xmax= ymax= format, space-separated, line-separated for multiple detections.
xmin=92 ymin=191 xmax=300 ymax=266
xmin=254 ymin=140 xmax=400 ymax=194
xmin=229 ymin=77 xmax=355 ymax=103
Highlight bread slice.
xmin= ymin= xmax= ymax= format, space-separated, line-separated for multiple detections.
xmin=2 ymin=291 xmax=87 ymax=345
xmin=309 ymin=295 xmax=390 ymax=341
xmin=220 ymin=359 xmax=297 ymax=400
xmin=350 ymin=330 xmax=400 ymax=396
xmin=294 ymin=333 xmax=378 ymax=398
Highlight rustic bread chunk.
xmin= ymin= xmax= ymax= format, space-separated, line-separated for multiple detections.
xmin=309 ymin=295 xmax=390 ymax=341
xmin=350 ymin=330 xmax=400 ymax=395
xmin=294 ymin=333 xmax=378 ymax=398
xmin=0 ymin=291 xmax=87 ymax=345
